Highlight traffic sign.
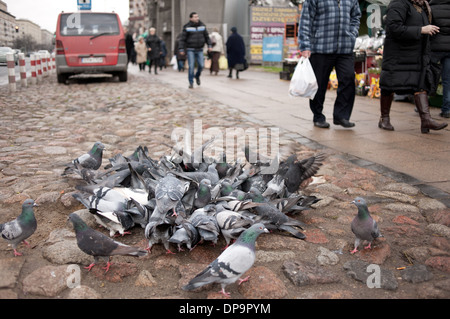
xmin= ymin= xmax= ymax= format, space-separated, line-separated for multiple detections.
xmin=77 ymin=0 xmax=91 ymax=11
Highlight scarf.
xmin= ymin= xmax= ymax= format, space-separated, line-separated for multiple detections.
xmin=409 ymin=0 xmax=432 ymax=23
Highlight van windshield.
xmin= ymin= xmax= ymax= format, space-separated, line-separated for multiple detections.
xmin=59 ymin=13 xmax=120 ymax=36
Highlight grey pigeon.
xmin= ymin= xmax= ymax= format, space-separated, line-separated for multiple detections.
xmin=193 ymin=179 xmax=212 ymax=210
xmin=0 ymin=199 xmax=38 ymax=256
xmin=189 ymin=206 xmax=220 ymax=245
xmin=154 ymin=173 xmax=190 ymax=216
xmin=144 ymin=213 xmax=175 ymax=254
xmin=215 ymin=209 xmax=253 ymax=248
xmin=284 ymin=152 xmax=326 ymax=193
xmin=246 ymin=188 xmax=306 ymax=239
xmin=182 ymin=223 xmax=268 ymax=297
xmin=68 ymin=213 xmax=147 ymax=272
xmin=62 ymin=141 xmax=105 ymax=176
xmin=169 ymin=221 xmax=200 ymax=251
xmin=350 ymin=197 xmax=383 ymax=254
xmin=88 ymin=208 xmax=135 ymax=237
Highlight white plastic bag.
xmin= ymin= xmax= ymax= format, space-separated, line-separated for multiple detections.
xmin=288 ymin=57 xmax=318 ymax=100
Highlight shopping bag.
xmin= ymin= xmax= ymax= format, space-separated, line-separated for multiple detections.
xmin=218 ymin=54 xmax=228 ymax=70
xmin=288 ymin=57 xmax=318 ymax=100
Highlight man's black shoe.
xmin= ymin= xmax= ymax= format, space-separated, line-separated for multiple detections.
xmin=333 ymin=118 xmax=355 ymax=128
xmin=195 ymin=77 xmax=201 ymax=85
xmin=314 ymin=121 xmax=330 ymax=128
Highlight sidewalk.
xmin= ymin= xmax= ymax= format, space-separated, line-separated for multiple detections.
xmin=129 ymin=64 xmax=450 ymax=206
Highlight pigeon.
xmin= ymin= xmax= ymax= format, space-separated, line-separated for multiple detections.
xmin=193 ymin=179 xmax=212 ymax=210
xmin=284 ymin=152 xmax=326 ymax=193
xmin=68 ymin=213 xmax=147 ymax=272
xmin=350 ymin=197 xmax=383 ymax=254
xmin=88 ymin=208 xmax=135 ymax=237
xmin=215 ymin=208 xmax=254 ymax=248
xmin=189 ymin=206 xmax=220 ymax=245
xmin=154 ymin=173 xmax=190 ymax=217
xmin=62 ymin=141 xmax=105 ymax=176
xmin=169 ymin=220 xmax=200 ymax=251
xmin=182 ymin=223 xmax=269 ymax=297
xmin=246 ymin=188 xmax=306 ymax=239
xmin=144 ymin=213 xmax=176 ymax=254
xmin=0 ymin=199 xmax=38 ymax=256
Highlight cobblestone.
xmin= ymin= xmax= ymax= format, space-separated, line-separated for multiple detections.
xmin=0 ymin=71 xmax=448 ymax=299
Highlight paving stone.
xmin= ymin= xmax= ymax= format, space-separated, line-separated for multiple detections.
xmin=0 ymin=257 xmax=26 ymax=288
xmin=22 ymin=265 xmax=71 ymax=297
xmin=343 ymin=260 xmax=398 ymax=291
xmin=401 ymin=264 xmax=434 ymax=283
xmin=237 ymin=266 xmax=288 ymax=299
xmin=282 ymin=260 xmax=340 ymax=286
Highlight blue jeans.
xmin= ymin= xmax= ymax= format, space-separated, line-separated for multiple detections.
xmin=186 ymin=49 xmax=204 ymax=84
xmin=441 ymin=54 xmax=450 ymax=114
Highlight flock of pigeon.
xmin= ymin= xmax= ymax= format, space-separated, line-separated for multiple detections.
xmin=0 ymin=140 xmax=383 ymax=297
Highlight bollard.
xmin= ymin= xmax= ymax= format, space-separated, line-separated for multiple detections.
xmin=42 ymin=54 xmax=47 ymax=77
xmin=19 ymin=53 xmax=27 ymax=87
xmin=30 ymin=54 xmax=37 ymax=85
xmin=36 ymin=54 xmax=42 ymax=83
xmin=51 ymin=53 xmax=56 ymax=73
xmin=6 ymin=53 xmax=16 ymax=92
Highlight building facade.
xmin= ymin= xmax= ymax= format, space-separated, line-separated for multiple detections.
xmin=0 ymin=0 xmax=16 ymax=47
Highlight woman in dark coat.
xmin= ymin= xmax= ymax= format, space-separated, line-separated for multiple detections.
xmin=226 ymin=27 xmax=246 ymax=79
xmin=146 ymin=27 xmax=162 ymax=75
xmin=379 ymin=0 xmax=447 ymax=133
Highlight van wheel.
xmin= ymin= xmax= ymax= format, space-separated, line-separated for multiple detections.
xmin=118 ymin=71 xmax=127 ymax=82
xmin=57 ymin=74 xmax=69 ymax=84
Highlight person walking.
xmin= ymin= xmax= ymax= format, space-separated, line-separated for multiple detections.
xmin=146 ymin=27 xmax=162 ymax=75
xmin=298 ymin=0 xmax=361 ymax=129
xmin=378 ymin=0 xmax=447 ymax=133
xmin=179 ymin=12 xmax=212 ymax=88
xmin=226 ymin=27 xmax=246 ymax=79
xmin=160 ymin=39 xmax=168 ymax=71
xmin=134 ymin=36 xmax=148 ymax=71
xmin=430 ymin=0 xmax=450 ymax=118
xmin=124 ymin=27 xmax=135 ymax=66
xmin=175 ymin=33 xmax=186 ymax=72
xmin=209 ymin=28 xmax=224 ymax=75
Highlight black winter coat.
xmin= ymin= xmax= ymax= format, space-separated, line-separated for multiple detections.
xmin=380 ymin=0 xmax=433 ymax=94
xmin=226 ymin=32 xmax=246 ymax=68
xmin=146 ymin=34 xmax=161 ymax=60
xmin=179 ymin=20 xmax=211 ymax=51
xmin=430 ymin=0 xmax=450 ymax=52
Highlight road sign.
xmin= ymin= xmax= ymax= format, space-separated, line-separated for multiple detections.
xmin=77 ymin=0 xmax=91 ymax=11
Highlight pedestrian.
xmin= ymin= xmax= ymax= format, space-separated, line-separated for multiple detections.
xmin=124 ymin=27 xmax=135 ymax=66
xmin=175 ymin=33 xmax=186 ymax=72
xmin=378 ymin=0 xmax=447 ymax=133
xmin=135 ymin=36 xmax=147 ymax=71
xmin=146 ymin=27 xmax=162 ymax=75
xmin=209 ymin=28 xmax=224 ymax=75
xmin=298 ymin=0 xmax=361 ymax=129
xmin=160 ymin=39 xmax=168 ymax=71
xmin=179 ymin=12 xmax=212 ymax=88
xmin=430 ymin=0 xmax=450 ymax=118
xmin=226 ymin=27 xmax=246 ymax=79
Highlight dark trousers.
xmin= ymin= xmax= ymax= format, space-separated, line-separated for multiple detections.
xmin=309 ymin=53 xmax=355 ymax=123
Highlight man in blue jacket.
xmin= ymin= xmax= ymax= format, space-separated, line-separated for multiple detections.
xmin=299 ymin=0 xmax=361 ymax=128
xmin=179 ymin=12 xmax=212 ymax=89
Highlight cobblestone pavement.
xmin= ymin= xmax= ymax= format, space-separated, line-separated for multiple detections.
xmin=0 ymin=71 xmax=449 ymax=300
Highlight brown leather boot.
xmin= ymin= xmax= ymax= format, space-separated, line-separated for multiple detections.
xmin=414 ymin=91 xmax=448 ymax=133
xmin=378 ymin=93 xmax=394 ymax=131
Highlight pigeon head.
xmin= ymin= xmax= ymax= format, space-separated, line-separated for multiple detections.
xmin=68 ymin=213 xmax=89 ymax=232
xmin=351 ymin=197 xmax=370 ymax=219
xmin=90 ymin=142 xmax=105 ymax=154
xmin=351 ymin=197 xmax=367 ymax=207
xmin=22 ymin=199 xmax=38 ymax=209
xmin=20 ymin=199 xmax=38 ymax=220
xmin=236 ymin=223 xmax=268 ymax=246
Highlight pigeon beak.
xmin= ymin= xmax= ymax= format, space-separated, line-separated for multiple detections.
xmin=263 ymin=227 xmax=269 ymax=234
xmin=33 ymin=202 xmax=39 ymax=207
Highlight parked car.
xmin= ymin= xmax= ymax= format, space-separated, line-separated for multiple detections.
xmin=54 ymin=11 xmax=127 ymax=83
xmin=0 ymin=47 xmax=18 ymax=65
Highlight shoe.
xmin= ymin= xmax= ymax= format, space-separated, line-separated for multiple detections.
xmin=313 ymin=121 xmax=330 ymax=128
xmin=414 ymin=91 xmax=448 ymax=133
xmin=188 ymin=83 xmax=194 ymax=89
xmin=379 ymin=93 xmax=395 ymax=131
xmin=333 ymin=118 xmax=355 ymax=128
xmin=195 ymin=77 xmax=201 ymax=85
xmin=440 ymin=111 xmax=450 ymax=118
